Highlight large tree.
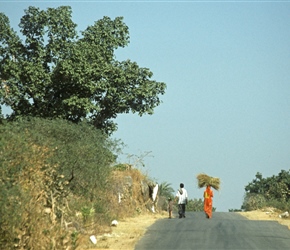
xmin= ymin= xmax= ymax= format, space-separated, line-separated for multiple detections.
xmin=0 ymin=6 xmax=166 ymax=134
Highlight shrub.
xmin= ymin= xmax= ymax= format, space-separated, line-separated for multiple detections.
xmin=0 ymin=117 xmax=117 ymax=249
xmin=242 ymin=193 xmax=266 ymax=211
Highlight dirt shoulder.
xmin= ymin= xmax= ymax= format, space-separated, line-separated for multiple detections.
xmin=237 ymin=208 xmax=290 ymax=230
xmin=85 ymin=212 xmax=167 ymax=250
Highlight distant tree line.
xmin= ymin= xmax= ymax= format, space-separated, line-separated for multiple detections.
xmin=242 ymin=170 xmax=290 ymax=211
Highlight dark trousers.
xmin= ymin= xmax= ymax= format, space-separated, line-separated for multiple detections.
xmin=178 ymin=204 xmax=186 ymax=218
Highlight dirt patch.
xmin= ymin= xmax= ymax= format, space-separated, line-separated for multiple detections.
xmin=84 ymin=212 xmax=167 ymax=250
xmin=238 ymin=207 xmax=290 ymax=230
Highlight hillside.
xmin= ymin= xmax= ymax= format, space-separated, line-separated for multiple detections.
xmin=0 ymin=118 xmax=164 ymax=249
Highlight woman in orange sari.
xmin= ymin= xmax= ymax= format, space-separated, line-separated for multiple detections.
xmin=204 ymin=185 xmax=213 ymax=218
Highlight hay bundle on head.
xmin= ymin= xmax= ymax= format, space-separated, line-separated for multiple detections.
xmin=196 ymin=173 xmax=211 ymax=188
xmin=196 ymin=173 xmax=220 ymax=190
xmin=208 ymin=177 xmax=221 ymax=191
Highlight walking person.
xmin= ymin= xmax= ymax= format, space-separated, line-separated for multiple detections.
xmin=204 ymin=185 xmax=213 ymax=218
xmin=175 ymin=183 xmax=188 ymax=218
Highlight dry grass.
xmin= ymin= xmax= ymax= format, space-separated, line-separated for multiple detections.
xmin=196 ymin=173 xmax=220 ymax=190
xmin=76 ymin=168 xmax=164 ymax=250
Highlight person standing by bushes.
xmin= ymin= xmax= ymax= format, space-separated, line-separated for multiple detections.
xmin=175 ymin=183 xmax=188 ymax=218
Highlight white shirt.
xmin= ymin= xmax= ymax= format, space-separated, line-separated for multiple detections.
xmin=176 ymin=188 xmax=188 ymax=204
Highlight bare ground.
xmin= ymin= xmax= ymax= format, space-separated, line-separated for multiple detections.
xmin=84 ymin=211 xmax=168 ymax=250
xmin=83 ymin=208 xmax=289 ymax=250
xmin=237 ymin=207 xmax=290 ymax=230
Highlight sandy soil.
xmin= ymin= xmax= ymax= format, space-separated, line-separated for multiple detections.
xmin=85 ymin=208 xmax=289 ymax=250
xmin=85 ymin=212 xmax=168 ymax=250
xmin=237 ymin=207 xmax=290 ymax=230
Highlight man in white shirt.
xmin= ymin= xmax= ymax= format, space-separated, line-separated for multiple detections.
xmin=175 ymin=183 xmax=188 ymax=218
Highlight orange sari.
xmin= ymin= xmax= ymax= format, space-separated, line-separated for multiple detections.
xmin=204 ymin=186 xmax=213 ymax=218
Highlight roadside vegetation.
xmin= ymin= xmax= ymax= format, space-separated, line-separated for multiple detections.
xmin=0 ymin=117 xmax=166 ymax=249
xmin=0 ymin=118 xmax=111 ymax=248
xmin=242 ymin=170 xmax=290 ymax=212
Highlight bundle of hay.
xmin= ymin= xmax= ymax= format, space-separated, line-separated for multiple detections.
xmin=208 ymin=177 xmax=221 ymax=191
xmin=196 ymin=173 xmax=211 ymax=188
xmin=196 ymin=173 xmax=220 ymax=190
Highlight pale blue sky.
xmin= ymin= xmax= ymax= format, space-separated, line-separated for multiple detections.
xmin=1 ymin=1 xmax=290 ymax=211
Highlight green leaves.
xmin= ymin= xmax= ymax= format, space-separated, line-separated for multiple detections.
xmin=0 ymin=6 xmax=166 ymax=135
xmin=243 ymin=170 xmax=290 ymax=211
xmin=82 ymin=16 xmax=129 ymax=49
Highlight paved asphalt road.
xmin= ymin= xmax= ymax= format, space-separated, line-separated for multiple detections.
xmin=135 ymin=212 xmax=290 ymax=250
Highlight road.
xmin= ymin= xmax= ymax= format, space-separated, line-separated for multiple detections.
xmin=135 ymin=212 xmax=290 ymax=250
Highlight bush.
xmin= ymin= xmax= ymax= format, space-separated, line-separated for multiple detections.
xmin=0 ymin=117 xmax=117 ymax=249
xmin=264 ymin=199 xmax=290 ymax=212
xmin=242 ymin=193 xmax=266 ymax=211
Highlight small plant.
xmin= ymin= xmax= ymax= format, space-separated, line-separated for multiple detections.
xmin=71 ymin=231 xmax=79 ymax=249
xmin=42 ymin=229 xmax=49 ymax=236
xmin=81 ymin=206 xmax=95 ymax=223
xmin=136 ymin=207 xmax=142 ymax=214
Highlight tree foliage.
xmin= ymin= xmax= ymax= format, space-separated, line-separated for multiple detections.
xmin=242 ymin=170 xmax=290 ymax=211
xmin=158 ymin=181 xmax=175 ymax=199
xmin=0 ymin=6 xmax=166 ymax=134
